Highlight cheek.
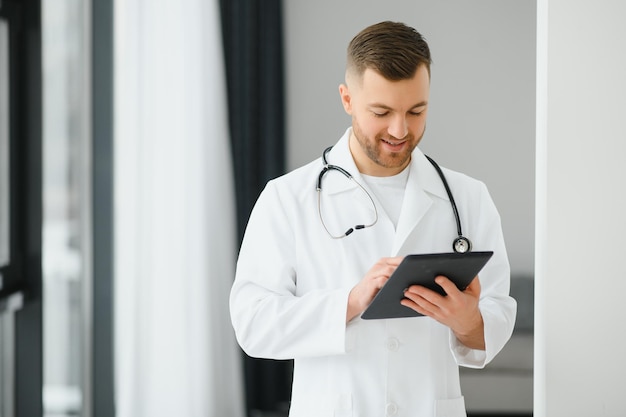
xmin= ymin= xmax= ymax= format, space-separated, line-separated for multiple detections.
xmin=410 ymin=116 xmax=427 ymax=133
xmin=357 ymin=114 xmax=388 ymax=135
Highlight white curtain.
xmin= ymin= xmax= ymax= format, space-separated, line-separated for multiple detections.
xmin=113 ymin=1 xmax=245 ymax=416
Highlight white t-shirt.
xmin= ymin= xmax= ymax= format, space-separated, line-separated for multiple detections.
xmin=361 ymin=165 xmax=410 ymax=229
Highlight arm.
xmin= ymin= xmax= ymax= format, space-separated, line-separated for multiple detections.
xmin=229 ymin=181 xmax=351 ymax=360
xmin=404 ymin=179 xmax=516 ymax=365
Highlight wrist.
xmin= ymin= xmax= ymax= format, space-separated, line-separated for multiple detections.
xmin=346 ymin=288 xmax=363 ymax=323
xmin=454 ymin=310 xmax=485 ymax=350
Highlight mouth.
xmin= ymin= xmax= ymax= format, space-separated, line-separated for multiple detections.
xmin=380 ymin=138 xmax=407 ymax=150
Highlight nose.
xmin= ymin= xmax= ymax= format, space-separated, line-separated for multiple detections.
xmin=387 ymin=115 xmax=409 ymax=140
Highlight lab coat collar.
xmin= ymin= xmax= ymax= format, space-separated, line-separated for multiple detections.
xmin=321 ymin=127 xmax=452 ymax=254
xmin=410 ymin=147 xmax=450 ymax=202
xmin=321 ymin=128 xmax=364 ymax=196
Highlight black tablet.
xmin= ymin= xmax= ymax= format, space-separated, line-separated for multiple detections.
xmin=361 ymin=251 xmax=493 ymax=320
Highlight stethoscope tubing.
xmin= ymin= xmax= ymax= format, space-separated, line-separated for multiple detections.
xmin=317 ymin=147 xmax=378 ymax=238
xmin=423 ymin=155 xmax=463 ymax=238
xmin=316 ymin=146 xmax=471 ymax=252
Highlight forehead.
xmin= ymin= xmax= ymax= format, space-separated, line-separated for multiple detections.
xmin=355 ymin=66 xmax=430 ymax=108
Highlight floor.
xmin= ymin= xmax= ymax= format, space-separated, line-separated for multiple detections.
xmin=252 ymin=411 xmax=531 ymax=417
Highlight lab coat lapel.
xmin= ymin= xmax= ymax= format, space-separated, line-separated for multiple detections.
xmin=392 ymin=149 xmax=449 ymax=255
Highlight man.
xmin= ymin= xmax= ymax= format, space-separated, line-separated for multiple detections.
xmin=230 ymin=21 xmax=516 ymax=417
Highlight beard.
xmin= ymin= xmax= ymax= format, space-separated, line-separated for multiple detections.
xmin=351 ymin=116 xmax=425 ymax=171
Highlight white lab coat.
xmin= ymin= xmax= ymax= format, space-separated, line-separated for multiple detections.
xmin=230 ymin=128 xmax=517 ymax=417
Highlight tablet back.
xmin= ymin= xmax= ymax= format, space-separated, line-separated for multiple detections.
xmin=361 ymin=251 xmax=493 ymax=320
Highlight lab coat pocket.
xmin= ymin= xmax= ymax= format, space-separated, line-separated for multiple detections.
xmin=434 ymin=396 xmax=467 ymax=417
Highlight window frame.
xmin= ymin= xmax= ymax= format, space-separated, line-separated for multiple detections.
xmin=0 ymin=0 xmax=114 ymax=416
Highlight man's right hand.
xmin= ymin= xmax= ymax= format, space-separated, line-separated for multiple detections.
xmin=346 ymin=256 xmax=404 ymax=322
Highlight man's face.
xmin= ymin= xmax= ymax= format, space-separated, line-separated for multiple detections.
xmin=339 ymin=65 xmax=430 ymax=177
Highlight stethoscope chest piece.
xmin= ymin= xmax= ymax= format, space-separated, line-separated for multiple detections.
xmin=453 ymin=236 xmax=472 ymax=254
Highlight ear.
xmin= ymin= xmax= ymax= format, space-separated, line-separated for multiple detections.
xmin=338 ymin=83 xmax=353 ymax=115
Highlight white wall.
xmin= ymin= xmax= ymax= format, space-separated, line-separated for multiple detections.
xmin=284 ymin=1 xmax=536 ymax=276
xmin=535 ymin=1 xmax=626 ymax=415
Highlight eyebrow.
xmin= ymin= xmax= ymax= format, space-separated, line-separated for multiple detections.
xmin=368 ymin=101 xmax=428 ymax=110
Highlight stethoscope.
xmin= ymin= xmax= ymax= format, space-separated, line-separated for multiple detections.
xmin=316 ymin=146 xmax=472 ymax=253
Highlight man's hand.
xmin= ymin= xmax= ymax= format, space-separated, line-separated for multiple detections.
xmin=346 ymin=257 xmax=403 ymax=322
xmin=401 ymin=276 xmax=485 ymax=350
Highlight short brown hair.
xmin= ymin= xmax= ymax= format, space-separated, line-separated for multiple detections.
xmin=347 ymin=21 xmax=432 ymax=81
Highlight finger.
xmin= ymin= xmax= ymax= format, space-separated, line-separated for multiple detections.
xmin=433 ymin=275 xmax=461 ymax=297
xmin=465 ymin=276 xmax=481 ymax=295
xmin=374 ymin=275 xmax=389 ymax=289
xmin=403 ymin=286 xmax=443 ymax=310
xmin=370 ymin=258 xmax=401 ymax=278
xmin=380 ymin=257 xmax=404 ymax=273
xmin=404 ymin=284 xmax=444 ymax=305
xmin=380 ymin=264 xmax=398 ymax=278
xmin=385 ymin=256 xmax=404 ymax=266
xmin=374 ymin=260 xmax=403 ymax=281
xmin=401 ymin=294 xmax=438 ymax=317
xmin=376 ymin=256 xmax=403 ymax=268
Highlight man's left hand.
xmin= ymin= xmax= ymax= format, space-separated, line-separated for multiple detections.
xmin=401 ymin=276 xmax=485 ymax=350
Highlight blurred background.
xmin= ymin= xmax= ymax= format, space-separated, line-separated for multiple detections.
xmin=8 ymin=0 xmax=622 ymax=416
xmin=5 ymin=0 xmax=626 ymax=415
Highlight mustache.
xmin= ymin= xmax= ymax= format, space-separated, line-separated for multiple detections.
xmin=378 ymin=125 xmax=427 ymax=143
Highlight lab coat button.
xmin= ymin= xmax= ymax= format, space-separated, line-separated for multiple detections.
xmin=387 ymin=337 xmax=399 ymax=351
xmin=386 ymin=402 xmax=398 ymax=416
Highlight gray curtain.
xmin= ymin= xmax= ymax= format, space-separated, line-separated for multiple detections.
xmin=219 ymin=0 xmax=291 ymax=415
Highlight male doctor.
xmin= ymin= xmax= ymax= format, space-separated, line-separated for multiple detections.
xmin=230 ymin=21 xmax=516 ymax=417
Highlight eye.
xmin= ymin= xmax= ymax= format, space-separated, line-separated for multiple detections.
xmin=409 ymin=109 xmax=425 ymax=116
xmin=372 ymin=111 xmax=389 ymax=118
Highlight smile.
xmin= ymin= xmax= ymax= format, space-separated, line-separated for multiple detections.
xmin=381 ymin=138 xmax=406 ymax=148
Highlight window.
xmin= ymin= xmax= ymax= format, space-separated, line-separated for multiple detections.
xmin=0 ymin=15 xmax=8 ymax=270
xmin=0 ymin=15 xmax=12 ymax=417
xmin=42 ymin=1 xmax=91 ymax=415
